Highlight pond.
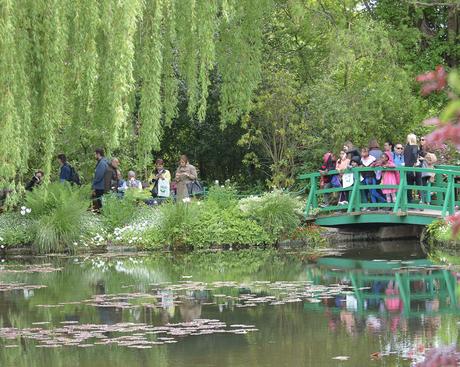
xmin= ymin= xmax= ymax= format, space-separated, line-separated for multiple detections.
xmin=0 ymin=246 xmax=458 ymax=367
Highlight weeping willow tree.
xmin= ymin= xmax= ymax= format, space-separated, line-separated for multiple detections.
xmin=0 ymin=0 xmax=272 ymax=192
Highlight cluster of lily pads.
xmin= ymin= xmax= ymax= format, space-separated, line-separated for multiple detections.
xmin=0 ymin=320 xmax=258 ymax=349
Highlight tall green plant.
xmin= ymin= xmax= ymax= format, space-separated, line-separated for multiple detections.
xmin=241 ymin=191 xmax=302 ymax=241
xmin=25 ymin=183 xmax=91 ymax=253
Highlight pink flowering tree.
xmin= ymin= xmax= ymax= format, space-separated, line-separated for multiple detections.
xmin=417 ymin=66 xmax=460 ymax=235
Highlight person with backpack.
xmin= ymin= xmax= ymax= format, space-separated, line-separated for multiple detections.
xmin=57 ymin=154 xmax=80 ymax=185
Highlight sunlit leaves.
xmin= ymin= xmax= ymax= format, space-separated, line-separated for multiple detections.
xmin=2 ymin=0 xmax=273 ymax=182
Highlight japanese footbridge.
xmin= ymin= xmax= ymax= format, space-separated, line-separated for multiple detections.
xmin=299 ymin=165 xmax=460 ymax=227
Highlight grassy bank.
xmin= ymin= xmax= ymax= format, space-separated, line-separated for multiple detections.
xmin=0 ymin=184 xmax=325 ymax=253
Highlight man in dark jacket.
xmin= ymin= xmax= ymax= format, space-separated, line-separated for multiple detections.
xmin=104 ymin=158 xmax=120 ymax=193
xmin=57 ymin=154 xmax=72 ymax=182
xmin=92 ymin=148 xmax=108 ymax=210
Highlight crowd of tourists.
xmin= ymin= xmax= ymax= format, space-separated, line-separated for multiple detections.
xmin=25 ymin=148 xmax=201 ymax=211
xmin=319 ymin=133 xmax=438 ymax=209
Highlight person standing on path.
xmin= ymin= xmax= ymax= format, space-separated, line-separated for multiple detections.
xmin=104 ymin=158 xmax=120 ymax=193
xmin=57 ymin=154 xmax=72 ymax=183
xmin=175 ymin=155 xmax=197 ymax=202
xmin=92 ymin=148 xmax=108 ymax=211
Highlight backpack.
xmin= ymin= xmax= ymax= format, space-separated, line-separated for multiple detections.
xmin=69 ymin=165 xmax=81 ymax=186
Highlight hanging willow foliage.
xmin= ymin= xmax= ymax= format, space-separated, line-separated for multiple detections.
xmin=31 ymin=0 xmax=68 ymax=179
xmin=161 ymin=0 xmax=178 ymax=127
xmin=66 ymin=0 xmax=99 ymax=145
xmin=0 ymin=0 xmax=20 ymax=180
xmin=196 ymin=0 xmax=217 ymax=122
xmin=95 ymin=0 xmax=141 ymax=151
xmin=217 ymin=0 xmax=271 ymax=126
xmin=137 ymin=0 xmax=164 ymax=169
xmin=1 ymin=0 xmax=273 ymax=184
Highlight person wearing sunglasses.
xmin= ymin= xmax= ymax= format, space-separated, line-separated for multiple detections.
xmin=419 ymin=136 xmax=428 ymax=154
xmin=393 ymin=144 xmax=405 ymax=167
xmin=404 ymin=133 xmax=422 ymax=203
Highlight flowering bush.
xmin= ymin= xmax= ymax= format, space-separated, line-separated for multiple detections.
xmin=110 ymin=207 xmax=162 ymax=247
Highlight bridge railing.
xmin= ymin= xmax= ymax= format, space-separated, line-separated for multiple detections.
xmin=299 ymin=165 xmax=460 ymax=218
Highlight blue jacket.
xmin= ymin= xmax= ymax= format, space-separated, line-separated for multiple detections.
xmin=60 ymin=163 xmax=72 ymax=182
xmin=92 ymin=158 xmax=108 ymax=190
xmin=393 ymin=152 xmax=405 ymax=167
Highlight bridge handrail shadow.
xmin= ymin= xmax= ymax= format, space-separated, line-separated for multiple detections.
xmin=299 ymin=165 xmax=460 ymax=219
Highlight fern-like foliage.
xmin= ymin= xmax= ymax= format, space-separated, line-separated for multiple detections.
xmin=25 ymin=183 xmax=91 ymax=253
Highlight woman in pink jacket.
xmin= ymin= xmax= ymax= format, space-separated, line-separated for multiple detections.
xmin=380 ymin=151 xmax=400 ymax=204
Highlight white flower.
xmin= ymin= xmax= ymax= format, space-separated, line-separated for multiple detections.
xmin=21 ymin=206 xmax=26 ymax=210
xmin=20 ymin=210 xmax=26 ymax=216
xmin=26 ymin=208 xmax=31 ymax=214
xmin=0 ymin=245 xmax=4 ymax=249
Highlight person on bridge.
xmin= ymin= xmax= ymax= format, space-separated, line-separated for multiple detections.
xmin=360 ymin=148 xmax=386 ymax=209
xmin=379 ymin=151 xmax=400 ymax=205
xmin=319 ymin=152 xmax=336 ymax=207
xmin=404 ymin=134 xmax=422 ymax=203
xmin=369 ymin=139 xmax=383 ymax=160
xmin=393 ymin=144 xmax=405 ymax=167
xmin=336 ymin=151 xmax=350 ymax=205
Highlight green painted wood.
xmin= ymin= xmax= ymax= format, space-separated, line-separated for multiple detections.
xmin=317 ymin=187 xmax=353 ymax=195
xmin=347 ymin=171 xmax=360 ymax=213
xmin=304 ymin=176 xmax=316 ymax=217
xmin=314 ymin=213 xmax=437 ymax=226
xmin=393 ymin=172 xmax=406 ymax=214
xmin=442 ymin=178 xmax=454 ymax=216
xmin=300 ymin=165 xmax=459 ymax=227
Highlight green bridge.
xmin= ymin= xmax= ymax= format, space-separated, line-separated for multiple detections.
xmin=299 ymin=165 xmax=460 ymax=227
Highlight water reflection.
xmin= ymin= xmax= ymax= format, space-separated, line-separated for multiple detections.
xmin=0 ymin=251 xmax=458 ymax=366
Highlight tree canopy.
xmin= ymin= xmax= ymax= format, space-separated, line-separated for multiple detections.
xmin=1 ymin=0 xmax=459 ymax=192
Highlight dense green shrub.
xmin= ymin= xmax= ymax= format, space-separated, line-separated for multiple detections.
xmin=240 ymin=191 xmax=302 ymax=241
xmin=205 ymin=185 xmax=238 ymax=209
xmin=25 ymin=183 xmax=91 ymax=253
xmin=100 ymin=193 xmax=139 ymax=231
xmin=185 ymin=203 xmax=270 ymax=249
xmin=0 ymin=212 xmax=33 ymax=247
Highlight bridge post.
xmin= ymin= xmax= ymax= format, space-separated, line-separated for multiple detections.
xmin=393 ymin=170 xmax=406 ymax=214
xmin=347 ymin=170 xmax=361 ymax=213
xmin=305 ymin=176 xmax=317 ymax=217
xmin=442 ymin=176 xmax=454 ymax=217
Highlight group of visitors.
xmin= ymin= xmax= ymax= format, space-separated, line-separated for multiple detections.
xmin=320 ymin=134 xmax=438 ymax=209
xmin=91 ymin=149 xmax=200 ymax=210
xmin=24 ymin=148 xmax=200 ymax=211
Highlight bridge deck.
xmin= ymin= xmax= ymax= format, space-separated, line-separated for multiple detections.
xmin=308 ymin=209 xmax=443 ymax=226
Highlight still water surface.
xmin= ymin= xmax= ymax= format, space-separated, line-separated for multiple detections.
xmin=0 ymin=247 xmax=458 ymax=367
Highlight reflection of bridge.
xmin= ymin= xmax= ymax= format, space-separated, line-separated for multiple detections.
xmin=300 ymin=165 xmax=460 ymax=227
xmin=306 ymin=258 xmax=458 ymax=316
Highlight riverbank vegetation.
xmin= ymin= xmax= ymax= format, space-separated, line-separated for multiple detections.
xmin=0 ymin=185 xmax=325 ymax=253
